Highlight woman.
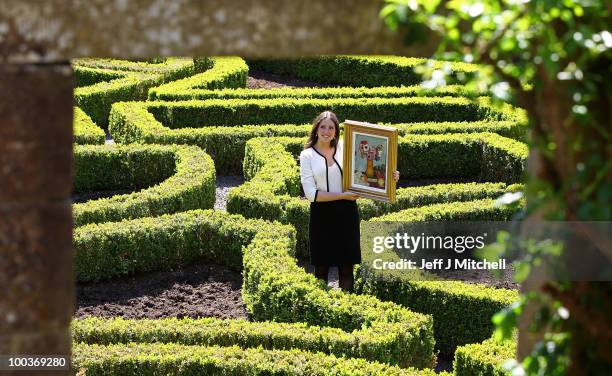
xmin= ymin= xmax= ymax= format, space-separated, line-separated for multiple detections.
xmin=299 ymin=111 xmax=399 ymax=292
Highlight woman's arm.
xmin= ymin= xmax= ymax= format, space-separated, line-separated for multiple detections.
xmin=300 ymin=151 xmax=359 ymax=202
xmin=299 ymin=152 xmax=320 ymax=202
xmin=315 ymin=191 xmax=358 ymax=202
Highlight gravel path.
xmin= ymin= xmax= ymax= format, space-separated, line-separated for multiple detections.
xmin=214 ymin=175 xmax=245 ymax=211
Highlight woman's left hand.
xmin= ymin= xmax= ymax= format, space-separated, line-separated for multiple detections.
xmin=393 ymin=170 xmax=400 ymax=183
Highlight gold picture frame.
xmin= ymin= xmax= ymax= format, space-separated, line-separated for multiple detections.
xmin=342 ymin=120 xmax=398 ymax=203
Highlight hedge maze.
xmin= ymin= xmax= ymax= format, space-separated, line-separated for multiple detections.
xmin=70 ymin=56 xmax=522 ymax=375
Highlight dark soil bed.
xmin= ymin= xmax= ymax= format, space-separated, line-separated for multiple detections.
xmin=72 ymin=189 xmax=137 ymax=203
xmin=75 ymin=263 xmax=248 ymax=320
xmin=247 ymin=70 xmax=338 ymax=89
xmin=433 ymin=266 xmax=518 ymax=290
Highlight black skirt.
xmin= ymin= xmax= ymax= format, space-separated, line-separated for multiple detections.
xmin=309 ymin=199 xmax=361 ymax=266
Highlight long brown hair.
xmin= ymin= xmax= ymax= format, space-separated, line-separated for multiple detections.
xmin=304 ymin=111 xmax=340 ymax=149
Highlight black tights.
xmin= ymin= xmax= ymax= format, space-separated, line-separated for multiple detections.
xmin=314 ymin=264 xmax=355 ymax=292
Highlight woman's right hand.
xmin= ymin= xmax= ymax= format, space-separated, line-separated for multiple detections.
xmin=342 ymin=192 xmax=359 ymax=201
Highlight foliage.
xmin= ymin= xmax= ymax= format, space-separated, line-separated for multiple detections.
xmin=380 ymin=1 xmax=611 ymax=374
xmin=148 ymin=56 xmax=249 ymax=100
xmin=72 ymin=316 xmax=418 ymax=367
xmin=73 ymin=144 xmax=215 ymax=227
xmin=247 ymin=55 xmax=478 ymax=87
xmin=72 ymin=342 xmax=439 ymax=376
xmin=109 ymin=96 xmax=524 ymax=174
xmin=72 ymin=57 xmax=196 ymax=127
xmin=73 ymin=107 xmax=105 ymax=144
xmin=74 ymin=210 xmax=436 ymax=369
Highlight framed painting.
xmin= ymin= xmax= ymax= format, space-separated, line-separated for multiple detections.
xmin=342 ymin=120 xmax=398 ymax=203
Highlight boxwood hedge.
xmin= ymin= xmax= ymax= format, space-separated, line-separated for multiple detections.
xmin=356 ymin=205 xmax=520 ymax=353
xmin=73 ymin=144 xmax=215 ymax=227
xmin=74 ymin=209 xmax=436 ymax=368
xmin=109 ymin=97 xmax=526 ymax=174
xmin=141 ymin=96 xmax=514 ymax=128
xmin=72 ymin=342 xmax=440 ymax=375
xmin=72 ymin=316 xmax=423 ymax=367
xmin=149 ymin=84 xmax=476 ymax=101
xmin=247 ymin=55 xmax=478 ymax=87
xmin=148 ymin=56 xmax=249 ymax=100
xmin=72 ymin=57 xmax=196 ymax=127
xmin=74 ymin=107 xmax=105 ymax=144
xmin=454 ymin=336 xmax=515 ymax=376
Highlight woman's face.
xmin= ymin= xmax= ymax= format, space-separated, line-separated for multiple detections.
xmin=317 ymin=118 xmax=336 ymax=144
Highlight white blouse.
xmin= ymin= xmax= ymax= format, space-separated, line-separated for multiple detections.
xmin=299 ymin=141 xmax=344 ymax=202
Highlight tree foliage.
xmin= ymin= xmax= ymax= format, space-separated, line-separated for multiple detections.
xmin=380 ymin=1 xmax=611 ymax=374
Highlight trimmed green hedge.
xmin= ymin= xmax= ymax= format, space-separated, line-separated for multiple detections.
xmin=395 ymin=133 xmax=527 ymax=182
xmin=74 ymin=210 xmax=436 ymax=368
xmin=72 ymin=57 xmax=196 ymax=127
xmin=109 ymin=98 xmax=525 ymax=174
xmin=358 ymin=198 xmax=521 ymax=353
xmin=73 ymin=144 xmax=215 ymax=227
xmin=395 ymin=121 xmax=524 ymax=141
xmin=148 ymin=56 xmax=249 ymax=100
xmin=149 ymin=83 xmax=527 ymax=139
xmin=109 ymin=101 xmax=311 ymax=174
xmin=150 ymin=84 xmax=477 ymax=101
xmin=74 ymin=66 xmax=125 ymax=88
xmin=454 ymin=337 xmax=515 ymax=376
xmin=74 ymin=107 xmax=105 ymax=144
xmin=247 ymin=55 xmax=479 ymax=87
xmin=73 ymin=57 xmax=198 ymax=76
xmin=242 ymin=229 xmax=435 ymax=368
xmin=227 ymin=135 xmax=526 ymax=258
xmin=72 ymin=316 xmax=423 ymax=367
xmin=74 ymin=210 xmax=266 ymax=282
xmin=369 ymin=198 xmax=522 ymax=222
xmin=143 ymin=96 xmax=512 ymax=128
xmin=72 ymin=342 xmax=439 ymax=376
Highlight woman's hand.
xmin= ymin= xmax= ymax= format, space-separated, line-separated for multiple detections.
xmin=342 ymin=192 xmax=360 ymax=201
xmin=393 ymin=170 xmax=400 ymax=183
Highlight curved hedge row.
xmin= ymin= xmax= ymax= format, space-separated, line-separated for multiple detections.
xmin=150 ymin=84 xmax=476 ymax=101
xmin=73 ymin=322 xmax=513 ymax=375
xmin=357 ymin=198 xmax=521 ymax=353
xmin=73 ymin=144 xmax=215 ymax=227
xmin=454 ymin=336 xmax=515 ymax=376
xmin=72 ymin=342 xmax=441 ymax=376
xmin=72 ymin=57 xmax=196 ymax=127
xmin=74 ymin=66 xmax=125 ymax=88
xmin=148 ymin=56 xmax=249 ymax=100
xmin=74 ymin=107 xmax=105 ymax=144
xmin=73 ymin=57 xmax=197 ymax=75
xmin=74 ymin=209 xmax=436 ymax=368
xmin=109 ymin=97 xmax=526 ymax=174
xmin=72 ymin=316 xmax=423 ymax=368
xmin=109 ymin=102 xmax=310 ymax=174
xmin=140 ymin=96 xmax=515 ymax=128
xmin=247 ymin=55 xmax=479 ymax=87
xmin=146 ymin=85 xmax=527 ymax=140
